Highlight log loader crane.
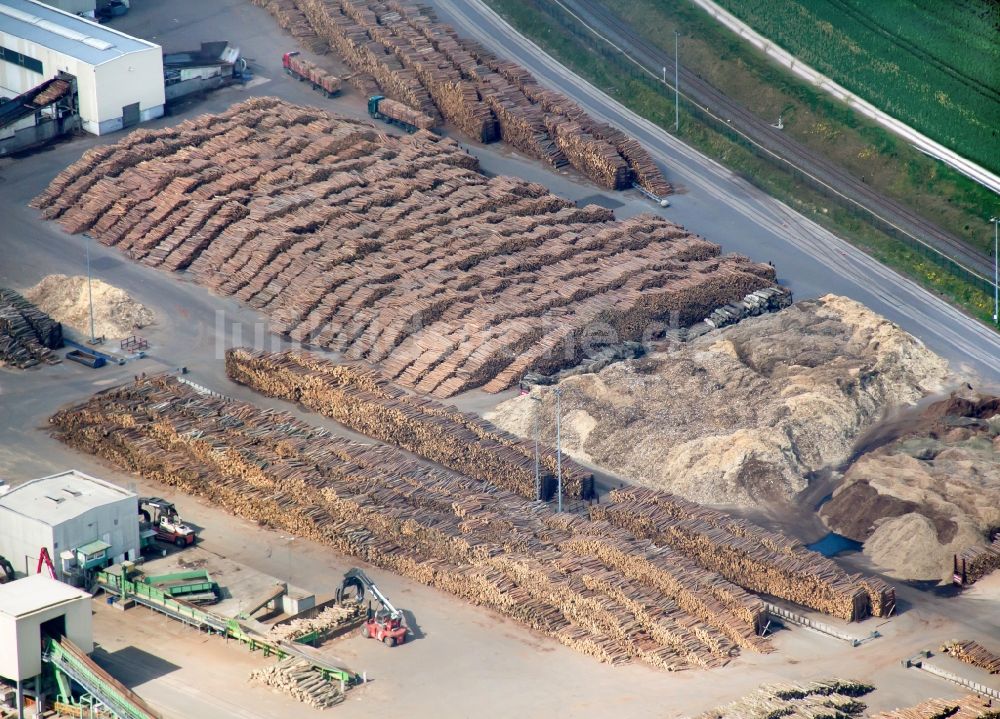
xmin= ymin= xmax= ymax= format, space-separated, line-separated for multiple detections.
xmin=338 ymin=568 xmax=409 ymax=647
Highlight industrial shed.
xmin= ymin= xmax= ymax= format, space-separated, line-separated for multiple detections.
xmin=0 ymin=0 xmax=163 ymax=134
xmin=0 ymin=470 xmax=140 ymax=584
xmin=0 ymin=575 xmax=93 ymax=716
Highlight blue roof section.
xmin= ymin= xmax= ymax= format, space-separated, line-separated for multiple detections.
xmin=0 ymin=0 xmax=159 ymax=66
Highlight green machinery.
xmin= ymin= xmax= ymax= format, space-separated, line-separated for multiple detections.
xmin=96 ymin=566 xmax=361 ymax=687
xmin=43 ymin=636 xmax=161 ymax=719
xmin=140 ymin=569 xmax=219 ymax=604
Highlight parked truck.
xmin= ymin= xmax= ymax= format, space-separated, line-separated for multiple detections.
xmin=367 ymin=95 xmax=435 ymax=133
xmin=282 ymin=52 xmax=341 ymax=97
xmin=139 ymin=497 xmax=197 ymax=547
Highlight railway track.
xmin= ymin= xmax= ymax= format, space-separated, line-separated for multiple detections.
xmin=554 ymin=0 xmax=997 ymax=285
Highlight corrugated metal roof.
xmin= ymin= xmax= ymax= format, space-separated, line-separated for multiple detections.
xmin=0 ymin=574 xmax=90 ymax=618
xmin=76 ymin=539 xmax=111 ymax=555
xmin=0 ymin=0 xmax=159 ymax=66
xmin=0 ymin=470 xmax=136 ymax=526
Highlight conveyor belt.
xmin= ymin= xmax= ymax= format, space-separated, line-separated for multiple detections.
xmin=0 ymin=77 xmax=72 ymax=130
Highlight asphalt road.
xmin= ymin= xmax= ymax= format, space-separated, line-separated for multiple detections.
xmin=553 ymin=0 xmax=996 ymax=280
xmin=432 ymin=0 xmax=1000 ymax=385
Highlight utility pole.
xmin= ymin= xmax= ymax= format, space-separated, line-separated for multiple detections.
xmin=674 ymin=31 xmax=680 ymax=132
xmin=991 ymin=217 xmax=999 ymax=325
xmin=529 ymin=394 xmax=541 ymax=501
xmin=555 ymin=386 xmax=562 ymax=513
xmin=86 ymin=236 xmax=96 ymax=343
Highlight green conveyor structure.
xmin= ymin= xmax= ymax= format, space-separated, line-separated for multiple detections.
xmin=96 ymin=567 xmax=360 ymax=687
xmin=43 ymin=636 xmax=161 ymax=719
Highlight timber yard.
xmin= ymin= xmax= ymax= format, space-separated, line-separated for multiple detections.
xmin=0 ymin=0 xmax=998 ymax=718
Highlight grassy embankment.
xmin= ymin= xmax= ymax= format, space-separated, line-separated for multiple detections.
xmin=712 ymin=0 xmax=1000 ymax=176
xmin=484 ymin=0 xmax=999 ymax=326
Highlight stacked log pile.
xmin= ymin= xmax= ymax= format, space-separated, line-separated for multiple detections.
xmin=696 ymin=679 xmax=873 ymax=719
xmin=957 ymin=538 xmax=1000 ymax=584
xmin=0 ymin=288 xmax=63 ymax=368
xmin=51 ymin=376 xmax=782 ymax=671
xmin=225 ymin=348 xmax=595 ymax=499
xmin=375 ymin=97 xmax=435 ymax=130
xmin=32 ymin=99 xmax=776 ymax=397
xmin=251 ymin=0 xmax=327 ymax=54
xmin=267 ymin=603 xmax=364 ymax=642
xmin=250 ymin=658 xmax=346 ymax=708
xmin=871 ymin=695 xmax=995 ymax=719
xmin=596 ymin=488 xmax=894 ymax=621
xmin=252 ymin=0 xmax=671 ymax=194
xmin=941 ymin=640 xmax=1000 ymax=673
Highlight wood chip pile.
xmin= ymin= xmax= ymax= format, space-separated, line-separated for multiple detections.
xmin=871 ymin=695 xmax=996 ymax=719
xmin=225 ymin=348 xmax=595 ymax=499
xmin=941 ymin=640 xmax=1000 ymax=673
xmin=0 ymin=288 xmax=63 ymax=368
xmin=595 ymin=488 xmax=895 ymax=621
xmin=31 ymin=98 xmax=776 ymax=397
xmin=267 ymin=603 xmax=364 ymax=643
xmin=696 ymin=679 xmax=873 ymax=719
xmin=250 ymin=658 xmax=346 ymax=708
xmin=957 ymin=538 xmax=1000 ymax=584
xmin=255 ymin=0 xmax=671 ymax=194
xmin=51 ymin=375 xmax=778 ymax=671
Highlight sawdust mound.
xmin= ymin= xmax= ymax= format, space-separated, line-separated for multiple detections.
xmin=23 ymin=274 xmax=153 ymax=340
xmin=821 ymin=391 xmax=1000 ymax=582
xmin=487 ymin=295 xmax=949 ymax=506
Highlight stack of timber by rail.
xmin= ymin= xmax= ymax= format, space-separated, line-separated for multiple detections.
xmin=871 ymin=695 xmax=997 ymax=719
xmin=696 ymin=679 xmax=873 ymax=719
xmin=593 ymin=488 xmax=894 ymax=621
xmin=32 ymin=98 xmax=776 ymax=397
xmin=0 ymin=288 xmax=63 ymax=368
xmin=225 ymin=348 xmax=595 ymax=499
xmin=956 ymin=538 xmax=1000 ymax=584
xmin=941 ymin=640 xmax=1000 ymax=674
xmin=251 ymin=0 xmax=671 ymax=195
xmin=51 ymin=375 xmax=787 ymax=671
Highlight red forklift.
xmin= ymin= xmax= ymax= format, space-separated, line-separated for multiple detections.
xmin=338 ymin=568 xmax=409 ymax=647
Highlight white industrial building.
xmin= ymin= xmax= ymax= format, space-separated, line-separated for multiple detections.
xmin=0 ymin=470 xmax=140 ymax=584
xmin=0 ymin=0 xmax=164 ymax=134
xmin=0 ymin=575 xmax=93 ymax=717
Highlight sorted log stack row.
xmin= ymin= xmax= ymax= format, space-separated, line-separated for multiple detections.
xmin=225 ymin=348 xmax=596 ymax=499
xmin=0 ymin=288 xmax=63 ymax=368
xmin=294 ymin=0 xmax=441 ymax=122
xmin=267 ymin=603 xmax=364 ymax=642
xmin=597 ymin=488 xmax=894 ymax=621
xmin=546 ymin=117 xmax=631 ymax=190
xmin=51 ymin=376 xmax=782 ymax=671
xmin=254 ymin=0 xmax=670 ymax=193
xmin=957 ymin=538 xmax=1000 ymax=584
xmin=32 ymin=99 xmax=776 ymax=397
xmin=696 ymin=679 xmax=873 ymax=719
xmin=251 ymin=0 xmax=328 ymax=54
xmin=941 ymin=640 xmax=1000 ymax=673
xmin=871 ymin=695 xmax=995 ymax=719
xmin=250 ymin=658 xmax=346 ymax=708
